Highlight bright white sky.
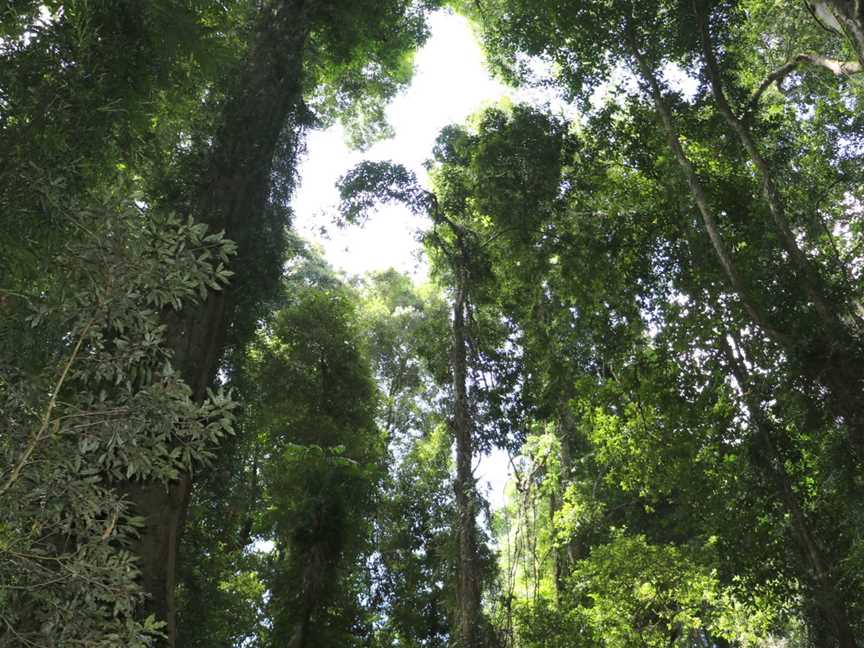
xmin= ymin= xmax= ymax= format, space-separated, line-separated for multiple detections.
xmin=293 ymin=12 xmax=499 ymax=278
xmin=293 ymin=10 xmax=572 ymax=278
xmin=292 ymin=10 xmax=568 ymax=509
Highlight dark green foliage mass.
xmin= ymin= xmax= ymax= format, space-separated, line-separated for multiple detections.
xmin=2 ymin=0 xmax=439 ymax=644
xmin=1 ymin=195 xmax=236 ymax=646
xmin=5 ymin=1 xmax=864 ymax=647
xmin=423 ymin=1 xmax=864 ymax=644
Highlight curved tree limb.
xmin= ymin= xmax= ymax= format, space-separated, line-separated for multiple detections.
xmin=0 ymin=319 xmax=93 ymax=498
xmin=746 ymin=53 xmax=862 ymax=116
xmin=623 ymin=18 xmax=787 ymax=345
xmin=695 ymin=0 xmax=841 ymax=330
xmin=696 ymin=0 xmax=864 ymax=462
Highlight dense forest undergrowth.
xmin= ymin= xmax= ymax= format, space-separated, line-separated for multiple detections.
xmin=3 ymin=1 xmax=864 ymax=646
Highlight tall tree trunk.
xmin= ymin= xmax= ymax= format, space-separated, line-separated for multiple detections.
xmin=625 ymin=20 xmax=864 ymax=461
xmin=452 ymin=272 xmax=484 ymax=648
xmin=552 ymin=410 xmax=578 ymax=598
xmin=624 ymin=24 xmax=784 ymax=345
xmin=285 ymin=543 xmax=326 ymax=648
xmin=696 ymin=0 xmax=838 ymax=328
xmin=694 ymin=2 xmax=864 ymax=458
xmin=126 ymin=2 xmax=310 ymax=643
xmin=720 ymin=336 xmax=859 ymax=648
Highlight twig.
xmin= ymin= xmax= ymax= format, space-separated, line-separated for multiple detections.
xmin=0 ymin=320 xmax=93 ymax=497
xmin=0 ymin=288 xmax=34 ymax=306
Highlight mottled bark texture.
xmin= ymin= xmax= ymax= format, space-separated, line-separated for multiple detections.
xmin=127 ymin=2 xmax=310 ymax=644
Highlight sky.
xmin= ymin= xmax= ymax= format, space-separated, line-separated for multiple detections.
xmin=289 ymin=10 xmax=693 ymax=512
xmin=292 ymin=10 xmax=539 ymax=508
xmin=292 ymin=10 xmax=574 ymax=278
xmin=292 ymin=11 xmax=504 ymax=278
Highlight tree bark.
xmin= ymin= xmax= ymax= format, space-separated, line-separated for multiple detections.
xmin=695 ymin=0 xmax=842 ymax=330
xmin=452 ymin=271 xmax=484 ymax=648
xmin=125 ymin=2 xmax=310 ymax=643
xmin=625 ymin=30 xmax=785 ymax=345
xmin=813 ymin=0 xmax=864 ymax=65
xmin=626 ymin=18 xmax=864 ymax=461
xmin=720 ymin=336 xmax=859 ymax=648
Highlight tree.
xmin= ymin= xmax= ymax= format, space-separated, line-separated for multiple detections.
xmin=399 ymin=88 xmax=864 ymax=643
xmin=2 ymin=1 xmax=441 ymax=642
xmin=453 ymin=2 xmax=864 ymax=643
xmin=357 ymin=270 xmax=457 ymax=647
xmin=469 ymin=0 xmax=864 ymax=455
xmin=340 ymin=156 xmax=516 ymax=647
xmin=7 ymin=1 xmax=864 ymax=644
xmin=372 ymin=422 xmax=456 ymax=648
xmin=0 ymin=196 xmax=235 ymax=646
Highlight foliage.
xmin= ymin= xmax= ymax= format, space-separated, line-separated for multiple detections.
xmin=306 ymin=0 xmax=443 ymax=148
xmin=3 ymin=0 xmax=444 ymax=643
xmin=372 ymin=422 xmax=455 ymax=648
xmin=414 ymin=76 xmax=864 ymax=641
xmin=358 ymin=271 xmax=455 ymax=647
xmin=176 ymin=247 xmax=386 ymax=647
xmin=0 ymin=193 xmax=235 ymax=646
xmin=6 ymin=1 xmax=864 ymax=646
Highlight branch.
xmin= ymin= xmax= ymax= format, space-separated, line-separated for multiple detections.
xmin=624 ymin=17 xmax=787 ymax=345
xmin=0 ymin=320 xmax=92 ymax=497
xmin=803 ymin=0 xmax=843 ymax=35
xmin=696 ymin=1 xmax=840 ymax=330
xmin=0 ymin=288 xmax=34 ymax=307
xmin=746 ymin=54 xmax=862 ymax=115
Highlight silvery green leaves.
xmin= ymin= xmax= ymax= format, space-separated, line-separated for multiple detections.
xmin=0 ymin=196 xmax=236 ymax=647
xmin=33 ymin=200 xmax=238 ymax=481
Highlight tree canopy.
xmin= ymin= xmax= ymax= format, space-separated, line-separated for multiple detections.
xmin=3 ymin=1 xmax=864 ymax=647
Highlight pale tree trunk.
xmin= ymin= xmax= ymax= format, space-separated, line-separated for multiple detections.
xmin=624 ymin=26 xmax=784 ymax=345
xmin=693 ymin=2 xmax=864 ymax=457
xmin=126 ymin=1 xmax=310 ymax=643
xmin=810 ymin=0 xmax=864 ymax=65
xmin=624 ymin=18 xmax=864 ymax=462
xmin=695 ymin=0 xmax=838 ymax=329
